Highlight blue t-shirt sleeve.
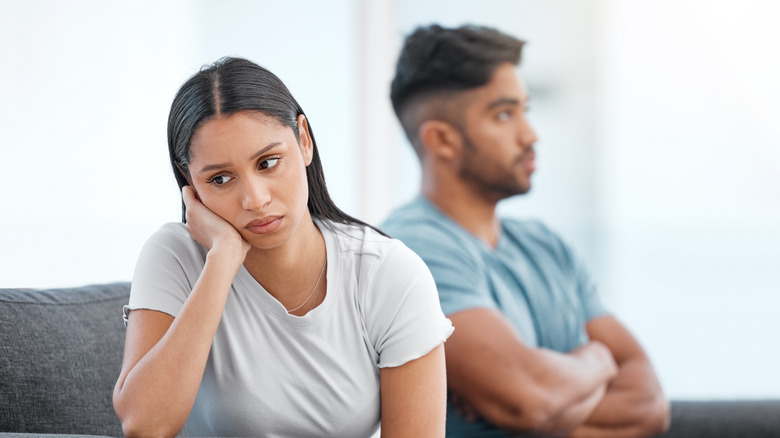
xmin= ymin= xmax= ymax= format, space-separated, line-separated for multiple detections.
xmin=383 ymin=222 xmax=496 ymax=316
xmin=533 ymin=221 xmax=609 ymax=321
xmin=573 ymin=252 xmax=608 ymax=320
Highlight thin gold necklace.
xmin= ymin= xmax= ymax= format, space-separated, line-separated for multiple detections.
xmin=287 ymin=259 xmax=327 ymax=313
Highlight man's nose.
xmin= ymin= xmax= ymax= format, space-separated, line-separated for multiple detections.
xmin=518 ymin=116 xmax=538 ymax=147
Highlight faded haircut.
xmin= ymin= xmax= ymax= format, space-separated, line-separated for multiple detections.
xmin=390 ymin=24 xmax=525 ymax=158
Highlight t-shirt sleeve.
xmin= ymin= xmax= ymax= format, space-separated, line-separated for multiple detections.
xmin=535 ymin=221 xmax=609 ymax=321
xmin=364 ymin=242 xmax=454 ymax=368
xmin=573 ymin=251 xmax=609 ymax=321
xmin=125 ymin=223 xmax=206 ymax=322
xmin=388 ymin=224 xmax=496 ymax=317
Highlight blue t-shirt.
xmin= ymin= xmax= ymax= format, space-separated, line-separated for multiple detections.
xmin=382 ymin=195 xmax=608 ymax=437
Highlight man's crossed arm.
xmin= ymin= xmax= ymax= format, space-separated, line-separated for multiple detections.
xmin=445 ymin=309 xmax=669 ymax=437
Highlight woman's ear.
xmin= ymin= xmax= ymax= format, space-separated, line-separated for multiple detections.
xmin=297 ymin=114 xmax=314 ymax=166
xmin=418 ymin=120 xmax=462 ymax=161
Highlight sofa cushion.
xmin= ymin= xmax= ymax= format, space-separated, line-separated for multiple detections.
xmin=0 ymin=283 xmax=129 ymax=436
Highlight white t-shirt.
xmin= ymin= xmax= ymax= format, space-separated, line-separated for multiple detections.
xmin=126 ymin=219 xmax=453 ymax=437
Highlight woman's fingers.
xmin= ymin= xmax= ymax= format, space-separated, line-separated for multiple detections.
xmin=182 ymin=186 xmax=224 ymax=249
xmin=181 ymin=186 xmax=199 ymax=211
xmin=181 ymin=186 xmax=249 ymax=256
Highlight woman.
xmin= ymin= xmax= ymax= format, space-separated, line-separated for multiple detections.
xmin=113 ymin=57 xmax=453 ymax=437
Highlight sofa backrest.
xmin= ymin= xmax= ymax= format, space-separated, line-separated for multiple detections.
xmin=0 ymin=283 xmax=129 ymax=436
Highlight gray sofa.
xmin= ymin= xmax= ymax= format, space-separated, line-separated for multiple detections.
xmin=1 ymin=283 xmax=779 ymax=437
xmin=1 ymin=283 xmax=127 ymax=437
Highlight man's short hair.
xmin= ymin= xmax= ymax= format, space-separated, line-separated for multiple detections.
xmin=390 ymin=24 xmax=525 ymax=156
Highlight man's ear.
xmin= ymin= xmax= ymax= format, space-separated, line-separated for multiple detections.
xmin=418 ymin=120 xmax=462 ymax=161
xmin=297 ymin=114 xmax=314 ymax=166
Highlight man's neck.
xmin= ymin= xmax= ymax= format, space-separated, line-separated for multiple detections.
xmin=422 ymin=183 xmax=501 ymax=248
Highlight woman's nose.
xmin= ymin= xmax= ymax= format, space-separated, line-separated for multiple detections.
xmin=241 ymin=179 xmax=270 ymax=211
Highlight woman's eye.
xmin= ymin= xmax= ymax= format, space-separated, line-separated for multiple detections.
xmin=259 ymin=158 xmax=280 ymax=170
xmin=208 ymin=175 xmax=233 ymax=186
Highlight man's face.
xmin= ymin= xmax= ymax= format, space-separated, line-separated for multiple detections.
xmin=456 ymin=63 xmax=538 ymax=202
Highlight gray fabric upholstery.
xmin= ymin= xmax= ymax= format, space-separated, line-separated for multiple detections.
xmin=0 ymin=435 xmax=112 ymax=438
xmin=0 ymin=283 xmax=129 ymax=436
xmin=660 ymin=399 xmax=780 ymax=437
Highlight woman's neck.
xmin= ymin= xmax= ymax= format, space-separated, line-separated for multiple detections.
xmin=243 ymin=214 xmax=327 ymax=309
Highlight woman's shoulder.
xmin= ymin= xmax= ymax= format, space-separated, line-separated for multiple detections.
xmin=151 ymin=221 xmax=188 ymax=239
xmin=138 ymin=222 xmax=207 ymax=269
xmin=324 ymin=220 xmax=430 ymax=284
xmin=319 ymin=219 xmax=402 ymax=258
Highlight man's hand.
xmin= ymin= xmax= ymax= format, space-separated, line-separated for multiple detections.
xmin=566 ymin=316 xmax=670 ymax=438
xmin=572 ymin=340 xmax=619 ymax=382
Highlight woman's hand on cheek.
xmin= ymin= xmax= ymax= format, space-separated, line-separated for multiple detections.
xmin=182 ymin=186 xmax=251 ymax=258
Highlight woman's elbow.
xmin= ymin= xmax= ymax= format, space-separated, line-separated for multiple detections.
xmin=114 ymin=395 xmax=183 ymax=438
xmin=120 ymin=415 xmax=182 ymax=438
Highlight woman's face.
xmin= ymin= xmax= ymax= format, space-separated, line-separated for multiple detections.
xmin=187 ymin=111 xmax=313 ymax=250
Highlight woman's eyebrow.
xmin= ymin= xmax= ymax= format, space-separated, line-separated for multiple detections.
xmin=248 ymin=142 xmax=282 ymax=161
xmin=197 ymin=142 xmax=282 ymax=175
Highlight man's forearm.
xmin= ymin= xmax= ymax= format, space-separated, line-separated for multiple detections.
xmin=443 ymin=309 xmax=619 ymax=432
xmin=482 ymin=341 xmax=617 ymax=433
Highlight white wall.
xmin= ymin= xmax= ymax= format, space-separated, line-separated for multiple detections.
xmin=1 ymin=1 xmax=197 ymax=288
xmin=2 ymin=0 xmax=778 ymax=400
xmin=598 ymin=0 xmax=780 ymax=398
xmin=0 ymin=0 xmax=359 ymax=288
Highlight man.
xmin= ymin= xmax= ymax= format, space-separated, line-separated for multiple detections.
xmin=381 ymin=24 xmax=670 ymax=437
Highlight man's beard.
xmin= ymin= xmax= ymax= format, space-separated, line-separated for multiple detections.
xmin=457 ymin=131 xmax=532 ymax=203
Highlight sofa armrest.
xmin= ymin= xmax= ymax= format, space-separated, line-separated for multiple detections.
xmin=0 ymin=283 xmax=130 ymax=436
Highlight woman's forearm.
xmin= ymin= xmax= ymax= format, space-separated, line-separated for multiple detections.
xmin=114 ymin=243 xmax=244 ymax=437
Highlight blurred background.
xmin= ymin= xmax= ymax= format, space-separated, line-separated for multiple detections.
xmin=2 ymin=0 xmax=778 ymax=400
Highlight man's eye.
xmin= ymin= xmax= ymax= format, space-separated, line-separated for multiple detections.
xmin=259 ymin=158 xmax=280 ymax=170
xmin=497 ymin=111 xmax=512 ymax=121
xmin=208 ymin=175 xmax=233 ymax=185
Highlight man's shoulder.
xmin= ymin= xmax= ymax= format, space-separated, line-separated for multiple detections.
xmin=501 ymin=217 xmax=564 ymax=245
xmin=382 ymin=198 xmax=471 ymax=249
xmin=383 ymin=196 xmax=439 ymax=224
xmin=382 ymin=198 xmax=493 ymax=277
xmin=500 ymin=218 xmax=583 ymax=270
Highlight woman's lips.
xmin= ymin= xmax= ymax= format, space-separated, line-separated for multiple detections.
xmin=245 ymin=216 xmax=283 ymax=234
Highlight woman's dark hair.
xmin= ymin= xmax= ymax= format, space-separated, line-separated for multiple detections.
xmin=168 ymin=56 xmax=384 ymax=235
